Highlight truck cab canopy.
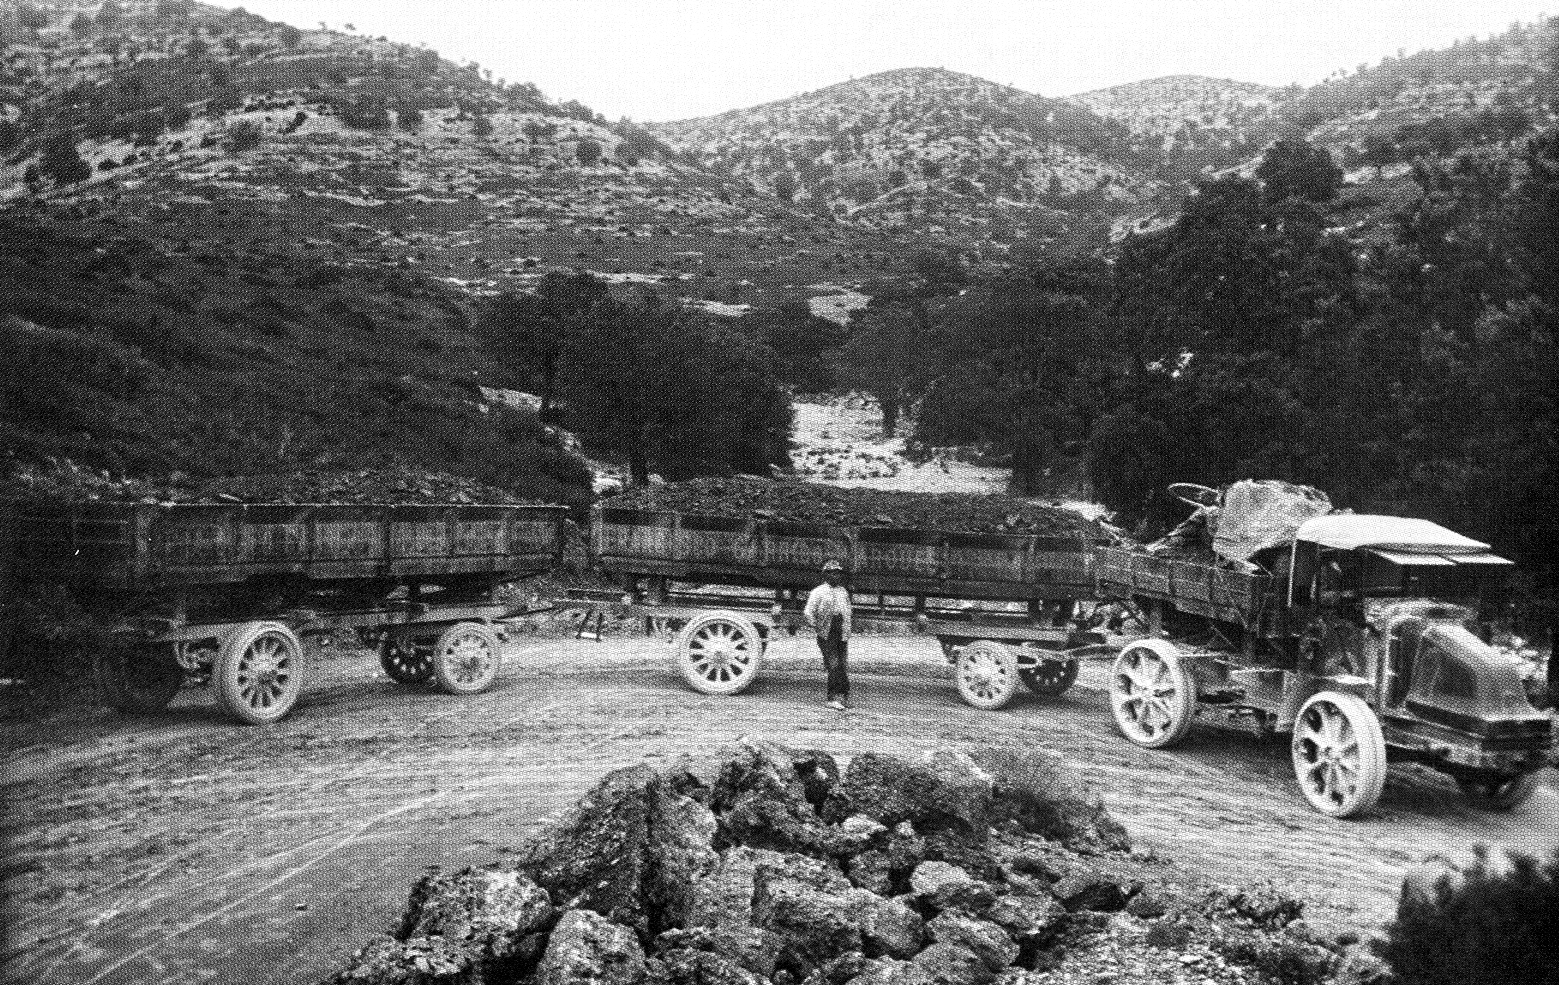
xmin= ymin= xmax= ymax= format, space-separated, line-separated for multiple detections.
xmin=1294 ymin=515 xmax=1511 ymax=567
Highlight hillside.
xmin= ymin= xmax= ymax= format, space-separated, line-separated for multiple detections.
xmin=1065 ymin=74 xmax=1285 ymax=174
xmin=652 ymin=67 xmax=1160 ymax=252
xmin=0 ymin=0 xmax=921 ymax=494
xmin=1283 ymin=18 xmax=1557 ymax=175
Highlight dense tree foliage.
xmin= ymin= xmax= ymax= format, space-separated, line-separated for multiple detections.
xmin=739 ymin=302 xmax=847 ymax=393
xmin=555 ymin=290 xmax=791 ymax=485
xmin=884 ymin=135 xmax=1555 ymax=630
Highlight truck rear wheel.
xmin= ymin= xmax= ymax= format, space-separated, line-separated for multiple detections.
xmin=380 ymin=635 xmax=435 ymax=684
xmin=1110 ymin=639 xmax=1197 ymax=748
xmin=431 ymin=622 xmax=503 ymax=695
xmin=96 ymin=642 xmax=184 ymax=714
xmin=1291 ymin=691 xmax=1387 ymax=818
xmin=675 ymin=612 xmax=763 ymax=695
xmin=1456 ymin=770 xmax=1540 ymax=811
xmin=1021 ymin=658 xmax=1079 ymax=696
xmin=215 ymin=621 xmax=303 ymax=725
xmin=955 ymin=640 xmax=1020 ymax=710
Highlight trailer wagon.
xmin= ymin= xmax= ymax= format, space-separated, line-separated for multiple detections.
xmin=2 ymin=501 xmax=568 ymax=724
xmin=578 ymin=505 xmax=1109 ymax=709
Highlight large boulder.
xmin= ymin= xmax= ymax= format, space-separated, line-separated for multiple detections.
xmin=983 ymin=894 xmax=1065 ymax=943
xmin=399 ymin=867 xmax=556 ymax=972
xmin=967 ymin=750 xmax=1129 ymax=854
xmin=908 ymin=942 xmax=998 ymax=985
xmin=858 ymin=896 xmax=925 ymax=960
xmin=654 ymin=925 xmax=780 ymax=979
xmin=516 ymin=762 xmax=722 ymax=937
xmin=824 ymin=754 xmax=992 ymax=842
xmin=658 ymin=948 xmax=769 ymax=985
xmin=516 ymin=764 xmax=662 ymax=935
xmin=328 ymin=935 xmax=479 ymax=984
xmin=536 ymin=910 xmax=648 ymax=985
xmin=908 ymin=862 xmax=996 ymax=913
xmin=647 ymin=786 xmax=721 ymax=931
xmin=712 ymin=740 xmax=844 ymax=858
xmin=752 ymin=868 xmax=873 ymax=978
xmin=331 ymin=868 xmax=556 ymax=983
xmin=924 ymin=913 xmax=1018 ymax=972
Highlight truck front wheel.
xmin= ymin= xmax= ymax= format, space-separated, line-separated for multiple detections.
xmin=1290 ymin=691 xmax=1387 ymax=818
xmin=1110 ymin=639 xmax=1197 ymax=748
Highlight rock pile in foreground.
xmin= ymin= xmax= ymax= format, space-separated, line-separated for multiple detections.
xmin=330 ymin=741 xmax=1360 ymax=985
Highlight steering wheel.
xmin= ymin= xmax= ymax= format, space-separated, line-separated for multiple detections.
xmin=1167 ymin=483 xmax=1220 ymax=509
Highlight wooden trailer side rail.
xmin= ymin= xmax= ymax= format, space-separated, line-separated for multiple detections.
xmin=6 ymin=502 xmax=569 ymax=586
xmin=592 ymin=507 xmax=1099 ymax=601
xmin=1094 ymin=545 xmax=1273 ymax=628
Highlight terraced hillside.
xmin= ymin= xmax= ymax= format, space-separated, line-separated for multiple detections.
xmin=652 ymin=67 xmax=1160 ymax=251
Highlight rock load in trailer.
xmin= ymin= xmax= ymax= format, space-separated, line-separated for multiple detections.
xmin=328 ymin=739 xmax=1374 ymax=985
xmin=600 ymin=477 xmax=1110 ymax=538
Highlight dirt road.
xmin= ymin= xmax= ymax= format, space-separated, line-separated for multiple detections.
xmin=2 ymin=632 xmax=1554 ymax=985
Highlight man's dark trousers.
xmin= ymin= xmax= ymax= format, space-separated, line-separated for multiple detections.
xmin=818 ymin=615 xmax=849 ymax=701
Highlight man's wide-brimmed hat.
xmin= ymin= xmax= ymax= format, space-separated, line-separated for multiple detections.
xmin=821 ymin=560 xmax=844 ymax=573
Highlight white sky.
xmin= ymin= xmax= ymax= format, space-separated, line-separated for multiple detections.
xmin=215 ymin=1 xmax=1553 ymax=122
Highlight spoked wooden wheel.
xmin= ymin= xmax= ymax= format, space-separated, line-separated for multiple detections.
xmin=1455 ymin=770 xmax=1540 ymax=811
xmin=380 ymin=635 xmax=435 ymax=684
xmin=1021 ymin=657 xmax=1079 ymax=696
xmin=675 ymin=612 xmax=763 ymax=695
xmin=1110 ymin=640 xmax=1197 ymax=748
xmin=95 ymin=642 xmax=185 ymax=713
xmin=215 ymin=622 xmax=303 ymax=725
xmin=431 ymin=622 xmax=503 ymax=695
xmin=955 ymin=640 xmax=1019 ymax=710
xmin=1291 ymin=691 xmax=1387 ymax=818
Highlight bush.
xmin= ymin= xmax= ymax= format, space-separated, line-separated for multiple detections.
xmin=1377 ymin=846 xmax=1559 ymax=985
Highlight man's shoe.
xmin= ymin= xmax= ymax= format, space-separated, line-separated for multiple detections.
xmin=827 ymin=699 xmax=846 ymax=711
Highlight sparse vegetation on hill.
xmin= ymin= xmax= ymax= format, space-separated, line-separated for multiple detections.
xmin=653 ymin=67 xmax=1157 ymax=250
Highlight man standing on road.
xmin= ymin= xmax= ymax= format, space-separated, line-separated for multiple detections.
xmin=804 ymin=560 xmax=853 ymax=710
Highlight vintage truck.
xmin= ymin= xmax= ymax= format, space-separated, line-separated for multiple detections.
xmin=1 ymin=501 xmax=568 ymax=724
xmin=1095 ymin=483 xmax=1552 ymax=817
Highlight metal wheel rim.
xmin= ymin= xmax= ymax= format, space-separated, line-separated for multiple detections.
xmin=234 ymin=633 xmax=295 ymax=712
xmin=1293 ymin=699 xmax=1364 ymax=812
xmin=439 ymin=631 xmax=496 ymax=687
xmin=383 ymin=639 xmax=433 ymax=678
xmin=1111 ymin=647 xmax=1181 ymax=741
xmin=958 ymin=646 xmax=1012 ymax=703
xmin=686 ymin=621 xmax=756 ymax=685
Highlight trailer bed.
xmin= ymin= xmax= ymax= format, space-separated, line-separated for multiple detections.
xmin=593 ymin=506 xmax=1100 ymax=601
xmin=6 ymin=501 xmax=568 ymax=586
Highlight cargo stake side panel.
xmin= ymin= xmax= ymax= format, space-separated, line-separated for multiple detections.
xmin=8 ymin=502 xmax=569 ymax=586
xmin=1094 ymin=545 xmax=1272 ymax=628
xmin=592 ymin=507 xmax=1098 ymax=601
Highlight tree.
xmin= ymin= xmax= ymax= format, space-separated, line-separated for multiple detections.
xmin=741 ymin=302 xmax=846 ymax=392
xmin=480 ymin=272 xmax=609 ymax=421
xmin=70 ymin=12 xmax=94 ymax=34
xmin=575 ymin=138 xmax=601 ymax=165
xmin=556 ymin=292 xmax=790 ymax=485
xmin=833 ymin=303 xmax=934 ymax=438
xmin=97 ymin=2 xmax=125 ymax=28
xmin=184 ymin=35 xmax=209 ymax=59
xmin=396 ymin=105 xmax=423 ymax=131
xmin=915 ymin=259 xmax=1114 ymax=494
xmin=471 ymin=113 xmax=493 ymax=137
xmin=1255 ymin=138 xmax=1344 ymax=203
xmin=39 ymin=138 xmax=91 ymax=188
